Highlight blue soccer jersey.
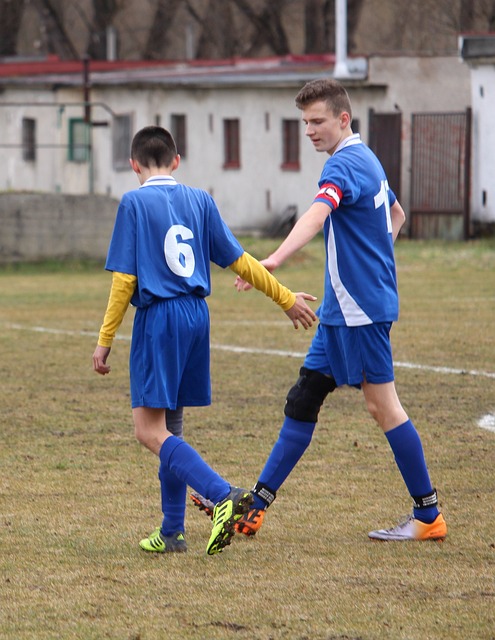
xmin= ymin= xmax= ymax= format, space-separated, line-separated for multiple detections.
xmin=313 ymin=134 xmax=399 ymax=326
xmin=105 ymin=176 xmax=244 ymax=307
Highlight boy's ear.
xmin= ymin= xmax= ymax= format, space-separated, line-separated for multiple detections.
xmin=129 ymin=158 xmax=141 ymax=173
xmin=172 ymin=154 xmax=180 ymax=171
xmin=340 ymin=112 xmax=351 ymax=129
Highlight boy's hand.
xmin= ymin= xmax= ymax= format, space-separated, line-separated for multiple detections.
xmin=93 ymin=345 xmax=112 ymax=375
xmin=234 ymin=274 xmax=252 ymax=291
xmin=285 ymin=293 xmax=317 ymax=330
xmin=234 ymin=256 xmax=277 ymax=291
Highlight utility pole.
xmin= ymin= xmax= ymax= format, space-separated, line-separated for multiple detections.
xmin=334 ymin=0 xmax=350 ymax=79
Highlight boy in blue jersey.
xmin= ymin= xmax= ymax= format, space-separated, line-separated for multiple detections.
xmin=92 ymin=125 xmax=317 ymax=556
xmin=195 ymin=78 xmax=447 ymax=542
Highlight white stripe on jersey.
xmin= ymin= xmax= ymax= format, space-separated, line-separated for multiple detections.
xmin=326 ymin=218 xmax=372 ymax=326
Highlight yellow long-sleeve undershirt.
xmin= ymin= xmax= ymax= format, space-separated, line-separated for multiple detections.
xmin=97 ymin=252 xmax=295 ymax=348
xmin=228 ymin=251 xmax=296 ymax=311
xmin=97 ymin=272 xmax=137 ymax=347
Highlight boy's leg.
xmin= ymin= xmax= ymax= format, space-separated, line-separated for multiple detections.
xmin=160 ymin=435 xmax=253 ymax=554
xmin=159 ymin=408 xmax=187 ymax=537
xmin=251 ymin=367 xmax=336 ymax=511
xmin=134 ymin=407 xmax=187 ymax=552
xmin=134 ymin=407 xmax=251 ymax=554
xmin=192 ymin=329 xmax=338 ymax=535
xmin=362 ymin=381 xmax=446 ymax=540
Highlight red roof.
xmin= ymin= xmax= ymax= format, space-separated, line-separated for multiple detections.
xmin=0 ymin=55 xmax=178 ymax=78
xmin=0 ymin=53 xmax=337 ymax=78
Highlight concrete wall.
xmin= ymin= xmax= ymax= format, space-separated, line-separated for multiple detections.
xmin=0 ymin=193 xmax=118 ymax=263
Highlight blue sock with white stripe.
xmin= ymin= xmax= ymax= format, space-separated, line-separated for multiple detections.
xmin=385 ymin=420 xmax=439 ymax=523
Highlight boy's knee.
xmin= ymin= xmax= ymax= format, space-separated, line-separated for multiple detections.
xmin=134 ymin=424 xmax=147 ymax=446
xmin=364 ymin=397 xmax=380 ymax=422
xmin=284 ymin=367 xmax=336 ymax=423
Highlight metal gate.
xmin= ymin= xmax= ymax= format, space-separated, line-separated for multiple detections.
xmin=368 ymin=110 xmax=402 ymax=202
xmin=409 ymin=109 xmax=472 ymax=240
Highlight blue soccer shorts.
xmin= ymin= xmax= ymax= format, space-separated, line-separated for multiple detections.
xmin=130 ymin=295 xmax=211 ymax=409
xmin=303 ymin=322 xmax=395 ymax=387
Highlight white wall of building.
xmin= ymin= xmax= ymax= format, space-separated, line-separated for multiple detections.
xmin=0 ymin=55 xmax=483 ymax=232
xmin=467 ymin=64 xmax=495 ymax=224
xmin=87 ymin=84 xmax=330 ymax=230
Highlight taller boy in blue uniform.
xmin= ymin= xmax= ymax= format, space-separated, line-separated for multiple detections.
xmin=214 ymin=78 xmax=447 ymax=542
xmin=92 ymin=126 xmax=317 ymax=555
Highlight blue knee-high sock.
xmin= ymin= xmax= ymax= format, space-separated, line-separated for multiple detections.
xmin=159 ymin=408 xmax=187 ymax=536
xmin=253 ymin=416 xmax=316 ymax=509
xmin=159 ymin=464 xmax=187 ymax=536
xmin=159 ymin=436 xmax=230 ymax=505
xmin=385 ymin=419 xmax=439 ymax=523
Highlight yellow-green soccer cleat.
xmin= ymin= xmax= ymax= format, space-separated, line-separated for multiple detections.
xmin=139 ymin=527 xmax=187 ymax=553
xmin=368 ymin=513 xmax=447 ymax=541
xmin=190 ymin=491 xmax=266 ymax=537
xmin=206 ymin=487 xmax=254 ymax=555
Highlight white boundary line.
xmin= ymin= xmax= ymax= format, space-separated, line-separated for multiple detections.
xmin=478 ymin=414 xmax=495 ymax=433
xmin=3 ymin=322 xmax=495 ymax=380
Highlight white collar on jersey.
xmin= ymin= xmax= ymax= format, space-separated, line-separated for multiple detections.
xmin=140 ymin=175 xmax=177 ymax=188
xmin=333 ymin=133 xmax=362 ymax=156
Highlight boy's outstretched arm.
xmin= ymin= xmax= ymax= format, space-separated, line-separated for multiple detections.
xmin=229 ymin=252 xmax=317 ymax=330
xmin=235 ymin=202 xmax=329 ymax=291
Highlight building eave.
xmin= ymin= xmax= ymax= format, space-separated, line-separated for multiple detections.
xmin=0 ymin=53 xmax=368 ymax=90
xmin=459 ymin=33 xmax=495 ymax=63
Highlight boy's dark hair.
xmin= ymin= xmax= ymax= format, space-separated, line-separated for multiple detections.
xmin=295 ymin=79 xmax=353 ymax=120
xmin=131 ymin=126 xmax=177 ymax=168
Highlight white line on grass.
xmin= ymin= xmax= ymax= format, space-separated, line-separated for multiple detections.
xmin=478 ymin=414 xmax=495 ymax=433
xmin=3 ymin=322 xmax=495 ymax=380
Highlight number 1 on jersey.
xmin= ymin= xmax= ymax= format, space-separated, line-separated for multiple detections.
xmin=374 ymin=180 xmax=392 ymax=234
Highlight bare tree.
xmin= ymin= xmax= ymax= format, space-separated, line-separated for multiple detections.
xmin=8 ymin=0 xmax=490 ymax=62
xmin=315 ymin=0 xmax=364 ymax=54
xmin=144 ymin=0 xmax=183 ymax=59
xmin=232 ymin=0 xmax=291 ymax=56
xmin=474 ymin=0 xmax=495 ymax=29
xmin=87 ymin=0 xmax=123 ymax=59
xmin=0 ymin=0 xmax=26 ymax=56
xmin=460 ymin=0 xmax=475 ymax=29
xmin=31 ymin=0 xmax=78 ymax=58
xmin=304 ymin=0 xmax=326 ymax=53
xmin=184 ymin=0 xmax=240 ymax=59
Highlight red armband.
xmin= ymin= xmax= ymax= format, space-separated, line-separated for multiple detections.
xmin=314 ymin=183 xmax=343 ymax=210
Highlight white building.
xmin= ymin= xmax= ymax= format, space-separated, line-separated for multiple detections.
xmin=459 ymin=34 xmax=495 ymax=233
xmin=0 ymin=53 xmax=474 ymax=233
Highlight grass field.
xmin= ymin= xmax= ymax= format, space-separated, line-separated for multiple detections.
xmin=0 ymin=237 xmax=494 ymax=640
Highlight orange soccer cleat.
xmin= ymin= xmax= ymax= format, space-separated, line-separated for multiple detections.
xmin=234 ymin=507 xmax=266 ymax=537
xmin=368 ymin=513 xmax=447 ymax=541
